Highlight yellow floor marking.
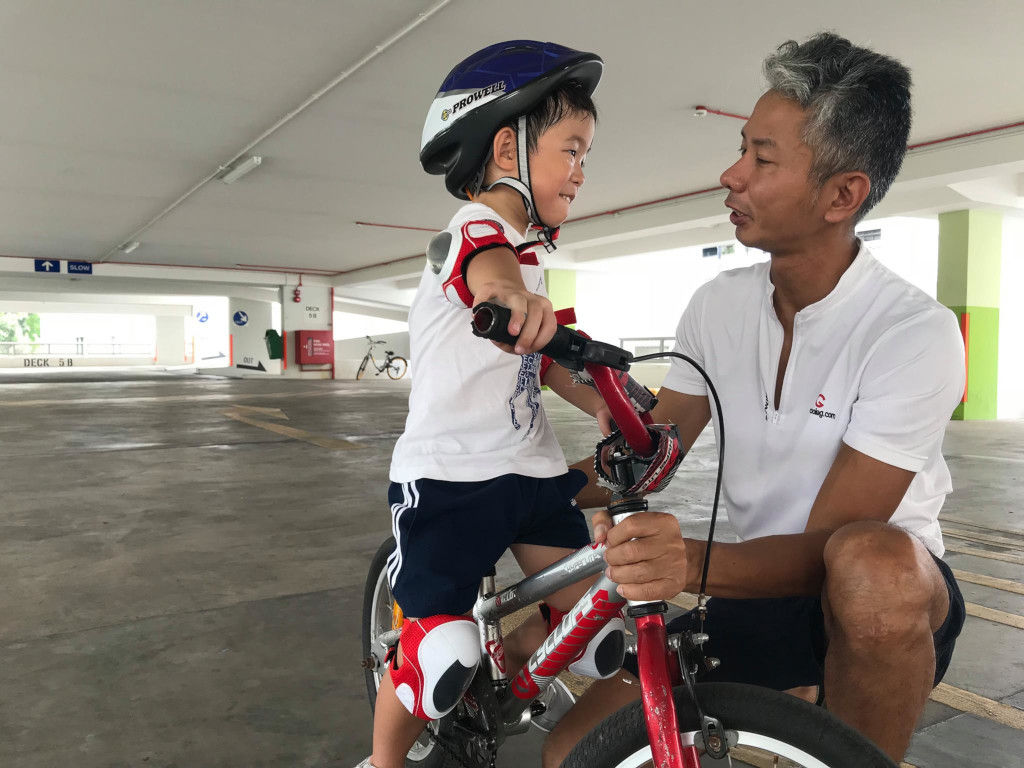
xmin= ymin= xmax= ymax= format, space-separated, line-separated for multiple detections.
xmin=221 ymin=408 xmax=357 ymax=451
xmin=965 ymin=602 xmax=1024 ymax=630
xmin=943 ymin=527 xmax=1024 ymax=549
xmin=0 ymin=387 xmax=341 ymax=408
xmin=952 ymin=569 xmax=1024 ymax=596
xmin=230 ymin=405 xmax=288 ymax=419
xmin=930 ymin=683 xmax=1024 ymax=731
xmin=668 ymin=593 xmax=699 ymax=611
xmin=945 ymin=544 xmax=1024 ymax=566
xmin=940 ymin=514 xmax=1024 ymax=537
xmin=950 ymin=453 xmax=1024 ymax=465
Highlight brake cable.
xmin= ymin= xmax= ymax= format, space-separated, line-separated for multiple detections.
xmin=630 ymin=351 xmax=725 ymax=627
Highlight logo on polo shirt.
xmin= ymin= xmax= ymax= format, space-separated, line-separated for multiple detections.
xmin=809 ymin=393 xmax=836 ymax=420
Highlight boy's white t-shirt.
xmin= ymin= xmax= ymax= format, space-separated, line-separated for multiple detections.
xmin=389 ymin=203 xmax=569 ymax=483
xmin=663 ymin=245 xmax=965 ymax=557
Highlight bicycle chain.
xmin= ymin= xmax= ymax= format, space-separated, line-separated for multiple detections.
xmin=429 ymin=723 xmax=497 ymax=768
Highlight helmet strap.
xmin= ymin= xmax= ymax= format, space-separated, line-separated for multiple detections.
xmin=480 ymin=116 xmax=559 ymax=250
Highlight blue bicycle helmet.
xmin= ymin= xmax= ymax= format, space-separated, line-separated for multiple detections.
xmin=420 ymin=40 xmax=603 ymax=229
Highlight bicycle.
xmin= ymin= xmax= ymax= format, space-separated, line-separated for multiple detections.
xmin=361 ymin=302 xmax=895 ymax=768
xmin=357 ymin=336 xmax=407 ymax=381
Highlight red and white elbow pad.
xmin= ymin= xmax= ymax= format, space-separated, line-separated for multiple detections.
xmin=425 ymin=219 xmax=513 ymax=308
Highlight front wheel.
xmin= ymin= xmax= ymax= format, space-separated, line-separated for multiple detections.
xmin=387 ymin=356 xmax=408 ymax=380
xmin=363 ymin=538 xmax=457 ymax=767
xmin=356 ymin=356 xmax=369 ymax=381
xmin=563 ymin=682 xmax=896 ymax=768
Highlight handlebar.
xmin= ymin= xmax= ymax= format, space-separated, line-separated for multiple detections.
xmin=471 ymin=302 xmax=655 ymax=457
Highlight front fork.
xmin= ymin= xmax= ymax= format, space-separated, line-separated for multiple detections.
xmin=611 ymin=495 xmax=701 ymax=768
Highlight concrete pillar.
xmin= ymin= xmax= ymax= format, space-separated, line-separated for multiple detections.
xmin=155 ymin=316 xmax=187 ymax=365
xmin=937 ymin=209 xmax=1002 ymax=420
xmin=228 ymin=298 xmax=281 ymax=375
xmin=281 ymin=283 xmax=334 ymax=379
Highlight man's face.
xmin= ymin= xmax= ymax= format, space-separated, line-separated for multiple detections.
xmin=720 ymin=92 xmax=821 ymax=253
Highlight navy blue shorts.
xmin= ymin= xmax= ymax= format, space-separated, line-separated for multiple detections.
xmin=624 ymin=550 xmax=965 ymax=692
xmin=386 ymin=469 xmax=591 ymax=618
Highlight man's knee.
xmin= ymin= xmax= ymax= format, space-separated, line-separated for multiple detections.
xmin=823 ymin=521 xmax=943 ymax=646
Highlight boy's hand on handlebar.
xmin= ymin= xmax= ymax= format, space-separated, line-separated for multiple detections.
xmin=472 ymin=284 xmax=556 ymax=354
xmin=597 ymin=511 xmax=689 ymax=601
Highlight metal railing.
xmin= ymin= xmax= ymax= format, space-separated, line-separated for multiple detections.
xmin=619 ymin=337 xmax=675 ymax=358
xmin=0 ymin=341 xmax=155 ymax=357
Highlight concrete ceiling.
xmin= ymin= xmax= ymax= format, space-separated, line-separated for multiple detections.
xmin=2 ymin=0 xmax=1024 ymax=283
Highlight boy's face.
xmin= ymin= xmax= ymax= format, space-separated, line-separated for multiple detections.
xmin=529 ymin=113 xmax=595 ymax=227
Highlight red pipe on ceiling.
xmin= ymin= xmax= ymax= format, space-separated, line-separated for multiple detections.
xmin=9 ymin=111 xmax=1022 ymax=280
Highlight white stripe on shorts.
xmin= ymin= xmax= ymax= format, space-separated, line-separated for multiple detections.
xmin=387 ymin=481 xmax=418 ymax=588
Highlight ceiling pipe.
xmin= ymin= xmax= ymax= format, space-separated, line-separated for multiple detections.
xmin=356 ymin=221 xmax=438 ymax=233
xmin=693 ymin=103 xmax=1024 ymax=153
xmin=96 ymin=0 xmax=454 ymax=264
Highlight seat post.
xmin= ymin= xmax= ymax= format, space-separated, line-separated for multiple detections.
xmin=479 ymin=567 xmax=507 ymax=684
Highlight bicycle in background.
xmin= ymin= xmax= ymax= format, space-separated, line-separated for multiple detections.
xmin=357 ymin=336 xmax=407 ymax=380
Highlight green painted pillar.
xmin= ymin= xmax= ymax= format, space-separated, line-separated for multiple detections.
xmin=937 ymin=210 xmax=1001 ymax=420
xmin=542 ymin=269 xmax=577 ymax=390
xmin=544 ymin=269 xmax=577 ymax=324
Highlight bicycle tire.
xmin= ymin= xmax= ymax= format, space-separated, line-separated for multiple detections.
xmin=362 ymin=537 xmax=458 ymax=767
xmin=387 ymin=356 xmax=408 ymax=380
xmin=356 ymin=356 xmax=369 ymax=381
xmin=562 ymin=682 xmax=896 ymax=768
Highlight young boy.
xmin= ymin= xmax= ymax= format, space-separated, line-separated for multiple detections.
xmin=356 ymin=41 xmax=618 ymax=768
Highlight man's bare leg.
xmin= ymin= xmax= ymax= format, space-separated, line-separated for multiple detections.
xmin=821 ymin=521 xmax=949 ymax=762
xmin=542 ymin=672 xmax=641 ymax=768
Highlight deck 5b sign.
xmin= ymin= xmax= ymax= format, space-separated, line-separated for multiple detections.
xmin=24 ymin=358 xmax=74 ymax=367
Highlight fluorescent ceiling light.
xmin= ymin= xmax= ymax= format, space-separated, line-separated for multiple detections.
xmin=219 ymin=155 xmax=263 ymax=184
xmin=119 ymin=241 xmax=141 ymax=254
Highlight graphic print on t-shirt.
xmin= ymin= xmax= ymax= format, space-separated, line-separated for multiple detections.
xmin=509 ymin=352 xmax=542 ymax=431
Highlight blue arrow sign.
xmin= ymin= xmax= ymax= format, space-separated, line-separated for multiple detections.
xmin=196 ymin=311 xmax=209 ymax=323
xmin=67 ymin=261 xmax=93 ymax=275
xmin=232 ymin=311 xmax=249 ymax=327
xmin=34 ymin=259 xmax=60 ymax=273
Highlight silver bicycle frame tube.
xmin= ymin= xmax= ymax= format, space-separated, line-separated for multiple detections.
xmin=472 ymin=542 xmax=626 ymax=726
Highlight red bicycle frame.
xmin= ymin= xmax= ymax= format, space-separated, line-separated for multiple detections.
xmin=584 ymin=362 xmax=699 ymax=768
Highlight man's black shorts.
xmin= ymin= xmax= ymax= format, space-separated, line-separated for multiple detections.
xmin=623 ymin=550 xmax=965 ymax=691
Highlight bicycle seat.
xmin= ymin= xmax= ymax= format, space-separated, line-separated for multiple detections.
xmin=385 ymin=350 xmax=394 ymax=355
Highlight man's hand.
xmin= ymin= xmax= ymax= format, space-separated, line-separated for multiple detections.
xmin=593 ymin=510 xmax=690 ymax=601
xmin=595 ymin=405 xmax=614 ymax=437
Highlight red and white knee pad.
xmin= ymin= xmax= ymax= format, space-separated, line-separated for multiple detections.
xmin=389 ymin=615 xmax=480 ymax=721
xmin=540 ymin=602 xmax=626 ymax=679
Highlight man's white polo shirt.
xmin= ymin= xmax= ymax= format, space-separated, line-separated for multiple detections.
xmin=664 ymin=245 xmax=965 ymax=556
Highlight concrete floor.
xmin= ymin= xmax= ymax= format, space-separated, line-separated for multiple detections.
xmin=0 ymin=370 xmax=1021 ymax=766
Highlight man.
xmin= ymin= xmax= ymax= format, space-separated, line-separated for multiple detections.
xmin=544 ymin=32 xmax=966 ymax=765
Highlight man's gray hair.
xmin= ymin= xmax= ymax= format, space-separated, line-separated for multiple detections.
xmin=763 ymin=33 xmax=912 ymax=222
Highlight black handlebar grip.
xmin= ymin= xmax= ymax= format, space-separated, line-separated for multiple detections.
xmin=470 ymin=302 xmax=520 ymax=346
xmin=471 ymin=302 xmax=586 ymax=364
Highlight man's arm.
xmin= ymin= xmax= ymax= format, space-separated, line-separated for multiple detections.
xmin=601 ymin=443 xmax=915 ymax=601
xmin=572 ymin=387 xmax=712 ymax=511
